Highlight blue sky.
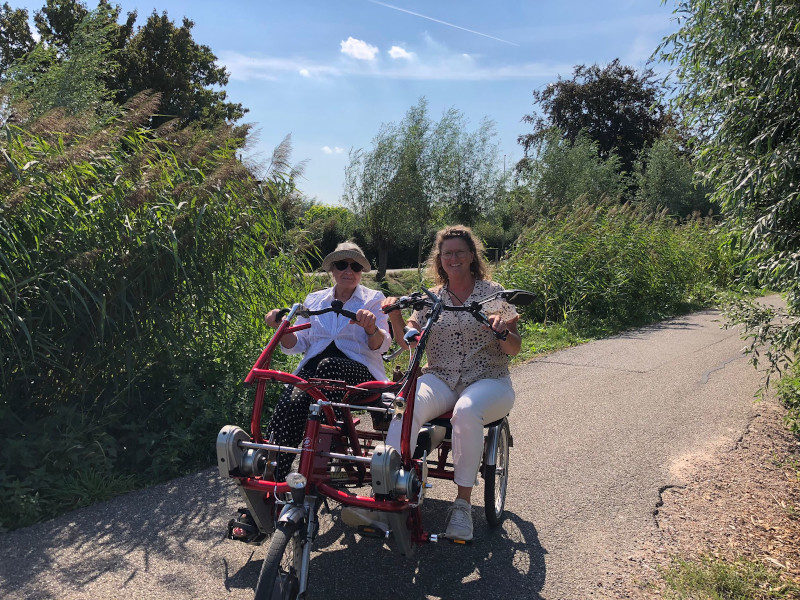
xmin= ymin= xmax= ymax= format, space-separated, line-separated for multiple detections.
xmin=14 ymin=0 xmax=680 ymax=205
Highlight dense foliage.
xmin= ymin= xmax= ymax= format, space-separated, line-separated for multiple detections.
xmin=0 ymin=94 xmax=308 ymax=530
xmin=498 ymin=201 xmax=736 ymax=330
xmin=515 ymin=129 xmax=628 ymax=217
xmin=658 ymin=0 xmax=800 ymax=400
xmin=518 ymin=59 xmax=674 ymax=174
xmin=1 ymin=0 xmax=244 ymax=128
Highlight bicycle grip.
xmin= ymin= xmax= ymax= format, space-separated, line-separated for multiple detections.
xmin=382 ymin=302 xmax=400 ymax=314
xmin=330 ymin=299 xmax=359 ymax=321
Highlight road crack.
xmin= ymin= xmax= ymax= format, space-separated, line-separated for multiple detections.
xmin=653 ymin=484 xmax=686 ymax=528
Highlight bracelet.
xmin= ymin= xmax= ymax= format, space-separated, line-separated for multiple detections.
xmin=367 ymin=328 xmax=381 ymax=337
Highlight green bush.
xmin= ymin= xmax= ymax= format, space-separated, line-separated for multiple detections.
xmin=0 ymin=96 xmax=309 ymax=531
xmin=777 ymin=362 xmax=800 ymax=436
xmin=497 ymin=200 xmax=737 ymax=330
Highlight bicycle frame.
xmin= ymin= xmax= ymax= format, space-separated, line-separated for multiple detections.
xmin=217 ymin=287 xmax=534 ymax=557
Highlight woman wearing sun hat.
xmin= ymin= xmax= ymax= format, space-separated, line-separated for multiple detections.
xmin=263 ymin=241 xmax=391 ymax=480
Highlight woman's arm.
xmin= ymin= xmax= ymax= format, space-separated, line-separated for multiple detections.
xmin=488 ymin=314 xmax=522 ymax=356
xmin=381 ymin=297 xmax=417 ymax=349
xmin=265 ymin=308 xmax=298 ymax=349
xmin=351 ymin=308 xmax=387 ymax=351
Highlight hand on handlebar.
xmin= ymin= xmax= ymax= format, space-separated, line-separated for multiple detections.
xmin=265 ymin=308 xmax=286 ymax=329
xmin=381 ymin=296 xmax=400 ymax=312
xmin=350 ymin=308 xmax=378 ymax=334
xmin=486 ymin=314 xmax=510 ymax=341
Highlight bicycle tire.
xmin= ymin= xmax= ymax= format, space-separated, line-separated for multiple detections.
xmin=483 ymin=418 xmax=510 ymax=526
xmin=253 ymin=520 xmax=302 ymax=600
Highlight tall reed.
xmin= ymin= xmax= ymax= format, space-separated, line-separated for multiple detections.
xmin=0 ymin=94 xmax=309 ymax=530
xmin=497 ymin=199 xmax=737 ymax=330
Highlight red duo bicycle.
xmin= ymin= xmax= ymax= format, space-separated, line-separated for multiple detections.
xmin=216 ymin=286 xmax=534 ymax=600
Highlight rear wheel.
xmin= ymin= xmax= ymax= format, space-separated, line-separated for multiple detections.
xmin=483 ymin=419 xmax=510 ymax=526
xmin=254 ymin=520 xmax=302 ymax=600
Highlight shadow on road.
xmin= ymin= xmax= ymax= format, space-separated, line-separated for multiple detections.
xmin=226 ymin=500 xmax=547 ymax=600
xmin=0 ymin=469 xmax=236 ymax=599
xmin=613 ymin=310 xmax=720 ymax=339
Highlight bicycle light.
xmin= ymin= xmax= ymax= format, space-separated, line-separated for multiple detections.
xmin=286 ymin=472 xmax=307 ymax=504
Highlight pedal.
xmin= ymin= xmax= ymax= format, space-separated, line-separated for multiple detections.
xmin=437 ymin=533 xmax=473 ymax=545
xmin=449 ymin=537 xmax=473 ymax=545
xmin=227 ymin=507 xmax=268 ymax=545
xmin=356 ymin=525 xmax=391 ymax=539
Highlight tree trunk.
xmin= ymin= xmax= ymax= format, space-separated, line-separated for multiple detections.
xmin=376 ymin=244 xmax=389 ymax=281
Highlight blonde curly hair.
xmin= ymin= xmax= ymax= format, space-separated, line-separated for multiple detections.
xmin=426 ymin=225 xmax=490 ymax=286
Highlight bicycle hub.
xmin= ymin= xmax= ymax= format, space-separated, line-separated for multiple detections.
xmin=370 ymin=444 xmax=420 ymax=498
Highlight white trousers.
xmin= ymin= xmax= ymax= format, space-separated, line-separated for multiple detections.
xmin=385 ymin=373 xmax=515 ymax=487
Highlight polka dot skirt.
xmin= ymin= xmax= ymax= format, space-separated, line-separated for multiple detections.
xmin=267 ymin=352 xmax=373 ymax=480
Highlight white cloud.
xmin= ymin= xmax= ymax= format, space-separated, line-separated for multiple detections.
xmin=322 ymin=146 xmax=344 ymax=154
xmin=340 ymin=37 xmax=379 ymax=61
xmin=388 ymin=46 xmax=414 ymax=60
xmin=220 ymin=46 xmax=567 ymax=82
xmin=219 ymin=51 xmax=340 ymax=80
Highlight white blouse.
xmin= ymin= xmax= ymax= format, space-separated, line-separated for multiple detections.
xmin=281 ymin=284 xmax=391 ymax=381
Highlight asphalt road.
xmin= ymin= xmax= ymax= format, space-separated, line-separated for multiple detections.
xmin=0 ymin=301 xmax=776 ymax=600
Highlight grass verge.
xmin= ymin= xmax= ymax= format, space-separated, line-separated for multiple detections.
xmin=660 ymin=554 xmax=800 ymax=600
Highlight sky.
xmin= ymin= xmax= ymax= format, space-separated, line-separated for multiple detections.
xmin=13 ymin=0 xmax=681 ymax=206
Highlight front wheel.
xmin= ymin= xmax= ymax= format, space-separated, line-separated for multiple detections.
xmin=254 ymin=520 xmax=302 ymax=600
xmin=483 ymin=419 xmax=510 ymax=526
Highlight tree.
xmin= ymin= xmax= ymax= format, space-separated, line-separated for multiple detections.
xmin=113 ymin=10 xmax=245 ymax=127
xmin=634 ymin=137 xmax=713 ymax=218
xmin=344 ymin=98 xmax=503 ymax=278
xmin=432 ymin=111 xmax=502 ymax=227
xmin=518 ymin=59 xmax=673 ymax=174
xmin=4 ymin=8 xmax=119 ymax=122
xmin=658 ymin=0 xmax=800 ymax=378
xmin=12 ymin=1 xmax=242 ymax=128
xmin=344 ymin=126 xmax=409 ymax=279
xmin=0 ymin=3 xmax=35 ymax=78
xmin=33 ymin=0 xmax=88 ymax=50
xmin=517 ymin=128 xmax=627 ymax=218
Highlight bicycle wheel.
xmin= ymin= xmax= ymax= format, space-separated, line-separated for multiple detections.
xmin=253 ymin=520 xmax=302 ymax=600
xmin=483 ymin=418 xmax=510 ymax=526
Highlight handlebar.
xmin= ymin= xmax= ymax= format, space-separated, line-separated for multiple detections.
xmin=382 ymin=288 xmax=535 ymax=341
xmin=273 ymin=299 xmax=361 ymax=326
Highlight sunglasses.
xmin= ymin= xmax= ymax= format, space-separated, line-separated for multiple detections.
xmin=333 ymin=260 xmax=364 ymax=273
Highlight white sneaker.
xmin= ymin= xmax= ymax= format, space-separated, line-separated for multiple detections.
xmin=341 ymin=506 xmax=389 ymax=533
xmin=445 ymin=498 xmax=473 ymax=541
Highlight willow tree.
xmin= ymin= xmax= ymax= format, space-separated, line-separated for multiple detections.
xmin=658 ymin=0 xmax=800 ymax=380
xmin=343 ymin=98 xmax=503 ymax=278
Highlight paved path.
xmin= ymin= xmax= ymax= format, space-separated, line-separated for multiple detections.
xmin=0 ymin=302 xmax=775 ymax=599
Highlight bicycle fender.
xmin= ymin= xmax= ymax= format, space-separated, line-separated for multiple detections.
xmin=484 ymin=423 xmax=501 ymax=467
xmin=278 ymin=504 xmax=307 ymax=525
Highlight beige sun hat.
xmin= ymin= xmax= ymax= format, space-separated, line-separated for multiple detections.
xmin=321 ymin=241 xmax=372 ymax=273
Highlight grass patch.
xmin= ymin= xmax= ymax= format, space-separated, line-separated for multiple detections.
xmin=660 ymin=555 xmax=800 ymax=599
xmin=776 ymin=362 xmax=800 ymax=437
xmin=513 ymin=321 xmax=592 ymax=364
